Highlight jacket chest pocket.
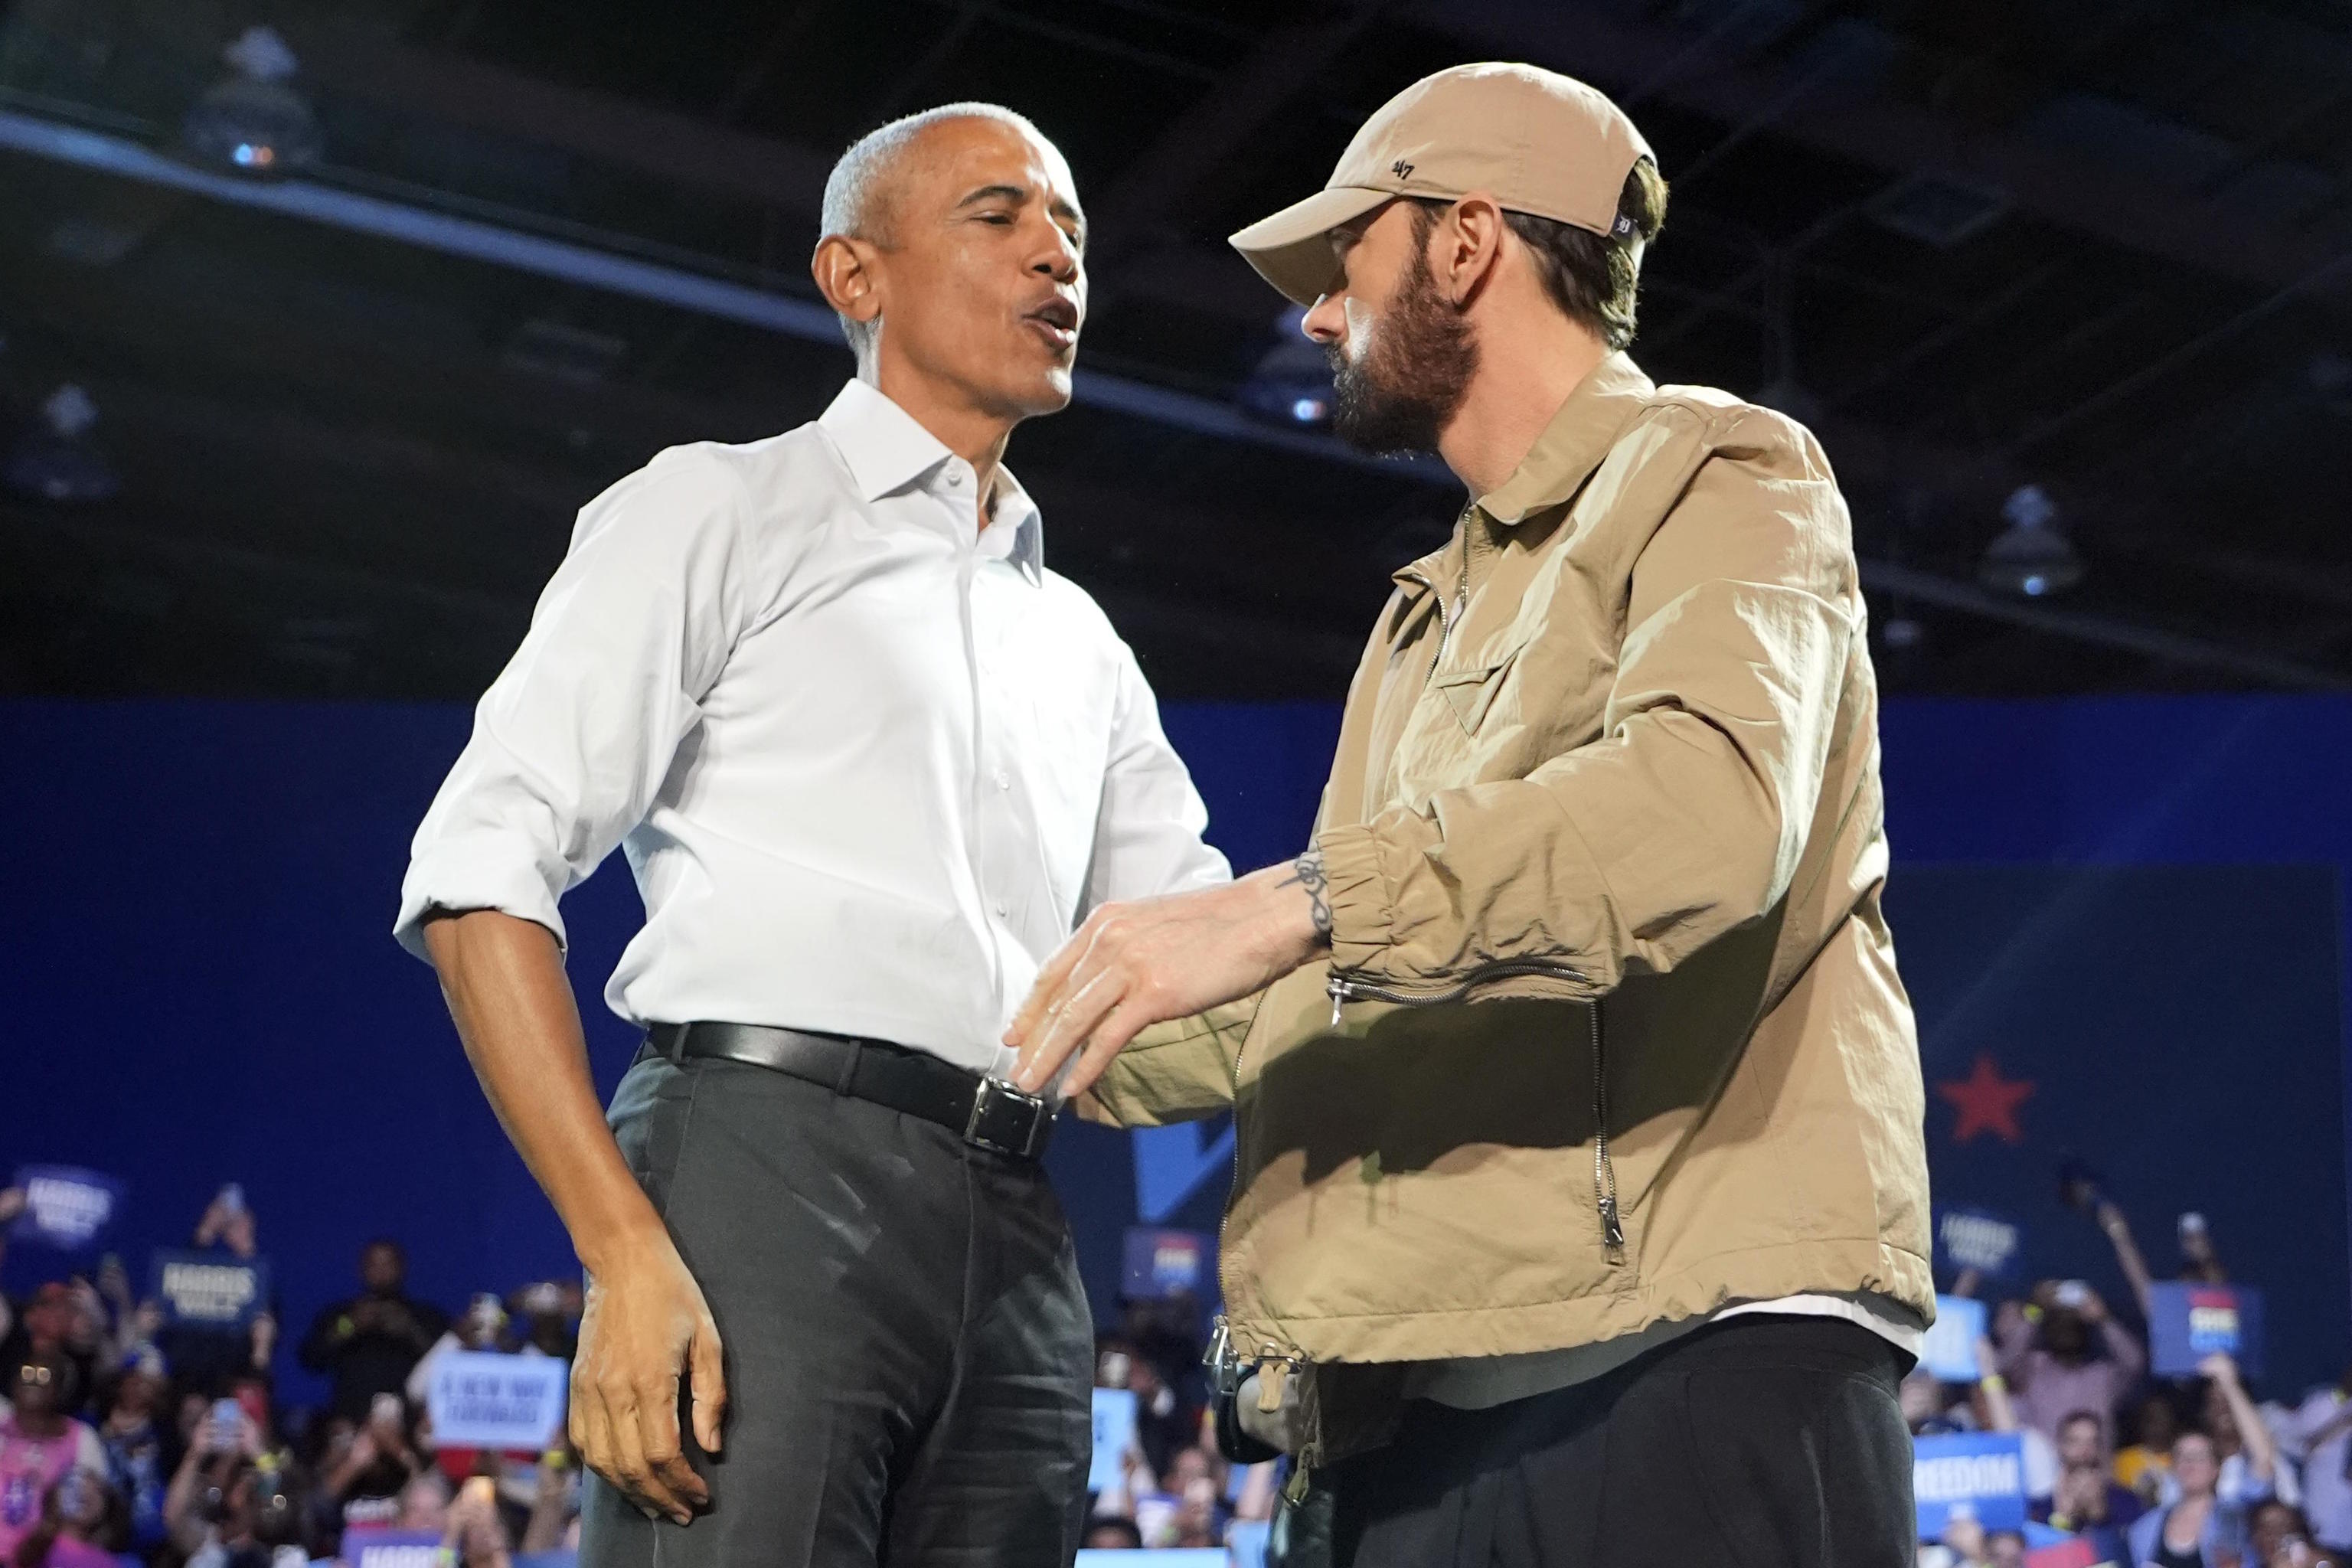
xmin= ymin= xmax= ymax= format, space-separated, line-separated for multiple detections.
xmin=1429 ymin=646 xmax=1521 ymax=737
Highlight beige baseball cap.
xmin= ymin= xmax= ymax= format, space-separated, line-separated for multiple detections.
xmin=1230 ymin=63 xmax=1653 ymax=306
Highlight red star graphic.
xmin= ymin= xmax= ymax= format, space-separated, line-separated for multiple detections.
xmin=1938 ymin=1054 xmax=2035 ymax=1145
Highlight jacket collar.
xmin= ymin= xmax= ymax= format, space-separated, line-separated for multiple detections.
xmin=1391 ymin=352 xmax=1656 ymax=601
xmin=1475 ymin=351 xmax=1656 ymax=527
xmin=819 ymin=378 xmax=1044 ymax=584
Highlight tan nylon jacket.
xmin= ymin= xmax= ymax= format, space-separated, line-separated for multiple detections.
xmin=1084 ymin=353 xmax=1933 ymax=1462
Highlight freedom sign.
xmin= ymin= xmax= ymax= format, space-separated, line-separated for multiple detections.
xmin=10 ymin=1166 xmax=124 ymax=1250
xmin=425 ymin=1352 xmax=568 ymax=1451
xmin=1088 ymin=1387 xmax=1137 ymax=1493
xmin=2148 ymin=1281 xmax=2265 ymax=1379
xmin=1913 ymin=1432 xmax=2027 ymax=1538
xmin=149 ymin=1251 xmax=270 ymax=1327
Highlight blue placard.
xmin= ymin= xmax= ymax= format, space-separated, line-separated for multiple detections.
xmin=149 ymin=1250 xmax=270 ymax=1327
xmin=1088 ymin=1387 xmax=1137 ymax=1493
xmin=11 ymin=1165 xmax=125 ymax=1251
xmin=1920 ymin=1295 xmax=1988 ymax=1383
xmin=1227 ymin=1521 xmax=1270 ymax=1568
xmin=425 ymin=1351 xmax=569 ymax=1450
xmin=2147 ymin=1281 xmax=2265 ymax=1380
xmin=1934 ymin=1205 xmax=2024 ymax=1282
xmin=1913 ymin=1432 xmax=2027 ymax=1538
xmin=1074 ymin=1555 xmax=1225 ymax=1567
xmin=1121 ymin=1227 xmax=1211 ymax=1300
xmin=342 ymin=1529 xmax=449 ymax=1568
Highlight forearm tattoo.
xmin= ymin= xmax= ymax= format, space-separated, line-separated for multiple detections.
xmin=1281 ymin=848 xmax=1333 ymax=946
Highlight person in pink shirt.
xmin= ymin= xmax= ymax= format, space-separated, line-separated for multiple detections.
xmin=1 ymin=1353 xmax=106 ymax=1563
xmin=15 ymin=1467 xmax=129 ymax=1568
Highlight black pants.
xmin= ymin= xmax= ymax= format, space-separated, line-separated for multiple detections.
xmin=1325 ymin=1316 xmax=1914 ymax=1568
xmin=579 ymin=1050 xmax=1094 ymax=1568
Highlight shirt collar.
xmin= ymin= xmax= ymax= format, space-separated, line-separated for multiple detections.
xmin=818 ymin=379 xmax=1044 ymax=585
xmin=1472 ymin=351 xmax=1657 ymax=528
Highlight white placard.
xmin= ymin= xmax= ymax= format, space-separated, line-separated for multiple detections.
xmin=426 ymin=1351 xmax=568 ymax=1451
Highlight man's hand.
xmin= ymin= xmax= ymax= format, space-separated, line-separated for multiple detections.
xmin=570 ymin=1236 xmax=727 ymax=1526
xmin=1004 ymin=855 xmax=1331 ymax=1098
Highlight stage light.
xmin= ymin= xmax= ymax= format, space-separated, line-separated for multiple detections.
xmin=181 ymin=28 xmax=323 ymax=178
xmin=1978 ymin=484 xmax=2082 ymax=599
xmin=1236 ymin=307 xmax=1334 ymax=429
xmin=5 ymin=384 xmax=120 ymax=504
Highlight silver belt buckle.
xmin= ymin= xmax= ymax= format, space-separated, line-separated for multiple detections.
xmin=965 ymin=1076 xmax=1050 ymax=1157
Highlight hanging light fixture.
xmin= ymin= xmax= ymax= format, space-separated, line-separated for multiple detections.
xmin=181 ymin=27 xmax=323 ymax=177
xmin=1236 ymin=306 xmax=1334 ymax=429
xmin=5 ymin=384 xmax=120 ymax=504
xmin=1978 ymin=483 xmax=2082 ymax=598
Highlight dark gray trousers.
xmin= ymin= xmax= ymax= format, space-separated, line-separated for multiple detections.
xmin=1325 ymin=1317 xmax=1915 ymax=1567
xmin=580 ymin=1049 xmax=1094 ymax=1568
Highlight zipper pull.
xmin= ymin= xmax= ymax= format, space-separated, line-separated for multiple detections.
xmin=1597 ymin=1194 xmax=1626 ymax=1266
xmin=1254 ymin=1358 xmax=1291 ymax=1415
xmin=1326 ymin=972 xmax=1348 ymax=1029
xmin=1281 ymin=1452 xmax=1314 ymax=1505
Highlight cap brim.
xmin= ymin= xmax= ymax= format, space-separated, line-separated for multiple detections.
xmin=1228 ymin=186 xmax=1395 ymax=307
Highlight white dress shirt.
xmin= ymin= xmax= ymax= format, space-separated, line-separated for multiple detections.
xmin=396 ymin=379 xmax=1230 ymax=1076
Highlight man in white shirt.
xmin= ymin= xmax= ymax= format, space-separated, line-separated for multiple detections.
xmin=395 ymin=102 xmax=1228 ymax=1568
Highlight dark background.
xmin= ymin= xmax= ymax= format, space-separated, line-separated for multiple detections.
xmin=8 ymin=0 xmax=2352 ymax=701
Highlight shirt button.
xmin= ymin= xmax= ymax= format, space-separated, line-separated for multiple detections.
xmin=993 ymin=900 xmax=1010 ymax=918
xmin=994 ymin=770 xmax=1011 ymax=790
xmin=946 ymin=471 xmax=963 ymax=488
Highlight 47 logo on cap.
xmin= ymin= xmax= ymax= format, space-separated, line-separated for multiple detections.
xmin=1390 ymin=158 xmax=1414 ymax=180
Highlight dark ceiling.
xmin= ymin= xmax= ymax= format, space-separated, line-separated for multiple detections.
xmin=4 ymin=0 xmax=2352 ymax=701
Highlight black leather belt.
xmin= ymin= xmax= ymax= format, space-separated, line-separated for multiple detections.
xmin=644 ymin=1021 xmax=1055 ymax=1161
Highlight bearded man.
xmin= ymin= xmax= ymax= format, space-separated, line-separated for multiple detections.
xmin=1007 ymin=64 xmax=1931 ymax=1566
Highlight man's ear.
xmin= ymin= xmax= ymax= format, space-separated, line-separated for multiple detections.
xmin=812 ymin=234 xmax=884 ymax=330
xmin=1436 ymin=194 xmax=1507 ymax=308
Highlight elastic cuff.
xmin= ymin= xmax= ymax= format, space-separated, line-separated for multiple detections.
xmin=1214 ymin=1391 xmax=1282 ymax=1467
xmin=1316 ymin=822 xmax=1392 ymax=978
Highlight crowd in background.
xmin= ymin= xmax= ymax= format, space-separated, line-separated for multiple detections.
xmin=1083 ymin=1299 xmax=1279 ymax=1553
xmin=0 ymin=1182 xmax=1279 ymax=1568
xmin=0 ymin=1187 xmax=582 ymax=1568
xmin=5 ymin=1176 xmax=2347 ymax=1568
xmin=1912 ymin=1190 xmax=2347 ymax=1568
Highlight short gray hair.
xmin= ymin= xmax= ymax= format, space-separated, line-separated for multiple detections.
xmin=818 ymin=102 xmax=1050 ymax=363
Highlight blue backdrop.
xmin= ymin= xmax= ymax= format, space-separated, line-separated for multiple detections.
xmin=2 ymin=694 xmax=2344 ymax=1396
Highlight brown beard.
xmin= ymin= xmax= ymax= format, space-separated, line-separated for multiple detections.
xmin=1328 ymin=234 xmax=1479 ymax=456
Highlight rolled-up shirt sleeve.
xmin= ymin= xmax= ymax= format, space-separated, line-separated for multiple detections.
xmin=1083 ymin=639 xmax=1232 ymax=909
xmin=394 ymin=449 xmax=756 ymax=959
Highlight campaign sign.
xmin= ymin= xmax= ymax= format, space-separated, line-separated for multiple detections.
xmin=341 ymin=1528 xmax=449 ymax=1568
xmin=149 ymin=1250 xmax=270 ymax=1327
xmin=1913 ymin=1432 xmax=2027 ymax=1538
xmin=425 ymin=1352 xmax=568 ymax=1451
xmin=1920 ymin=1295 xmax=1988 ymax=1383
xmin=1073 ymin=1554 xmax=1224 ymax=1567
xmin=10 ymin=1165 xmax=124 ymax=1250
xmin=1089 ymin=1387 xmax=1138 ymax=1493
xmin=2148 ymin=1281 xmax=2265 ymax=1379
xmin=1122 ymin=1227 xmax=1211 ymax=1300
xmin=1934 ymin=1205 xmax=2024 ymax=1282
xmin=1227 ymin=1521 xmax=1271 ymax=1568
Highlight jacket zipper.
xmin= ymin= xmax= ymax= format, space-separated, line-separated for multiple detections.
xmin=1328 ymin=962 xmax=1625 ymax=1266
xmin=1397 ymin=503 xmax=1477 ymax=686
